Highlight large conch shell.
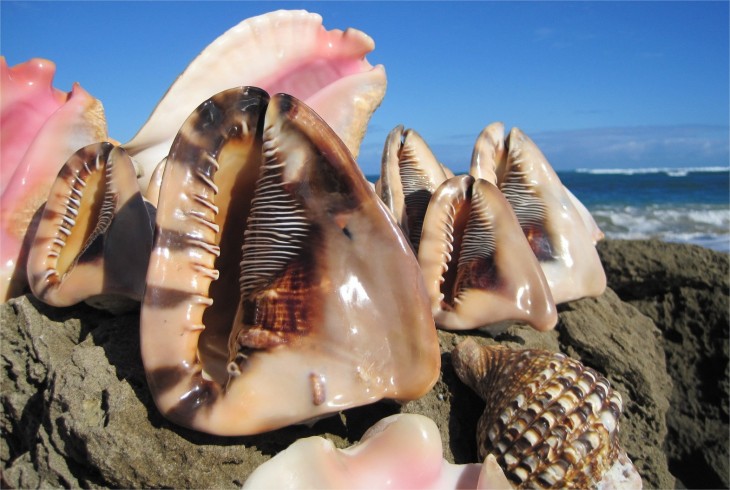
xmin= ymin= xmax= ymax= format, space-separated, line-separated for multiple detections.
xmin=418 ymin=175 xmax=557 ymax=332
xmin=26 ymin=143 xmax=154 ymax=308
xmin=123 ymin=10 xmax=386 ymax=194
xmin=243 ymin=413 xmax=513 ymax=489
xmin=470 ymin=123 xmax=606 ymax=303
xmin=141 ymin=87 xmax=440 ymax=435
xmin=0 ymin=57 xmax=109 ymax=301
xmin=452 ymin=338 xmax=642 ymax=489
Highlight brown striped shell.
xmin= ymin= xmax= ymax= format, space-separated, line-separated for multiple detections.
xmin=141 ymin=87 xmax=440 ymax=436
xmin=26 ymin=142 xmax=154 ymax=308
xmin=417 ymin=174 xmax=557 ymax=332
xmin=452 ymin=338 xmax=642 ymax=489
xmin=374 ymin=126 xmax=450 ymax=253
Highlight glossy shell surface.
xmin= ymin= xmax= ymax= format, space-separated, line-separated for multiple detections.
xmin=141 ymin=87 xmax=440 ymax=435
xmin=418 ymin=175 xmax=557 ymax=332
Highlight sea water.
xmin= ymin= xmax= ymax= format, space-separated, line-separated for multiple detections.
xmin=561 ymin=167 xmax=729 ymax=253
xmin=366 ymin=167 xmax=730 ymax=253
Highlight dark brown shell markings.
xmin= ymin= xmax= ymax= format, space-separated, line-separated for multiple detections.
xmin=26 ymin=142 xmax=154 ymax=308
xmin=452 ymin=338 xmax=642 ymax=489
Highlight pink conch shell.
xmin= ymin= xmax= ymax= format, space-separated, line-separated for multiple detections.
xmin=123 ymin=10 xmax=386 ymax=194
xmin=26 ymin=143 xmax=154 ymax=307
xmin=141 ymin=87 xmax=439 ymax=435
xmin=0 ymin=57 xmax=109 ymax=301
xmin=418 ymin=175 xmax=557 ymax=332
xmin=375 ymin=126 xmax=450 ymax=252
xmin=2 ymin=58 xmax=64 ymax=194
xmin=242 ymin=413 xmax=514 ymax=490
xmin=452 ymin=339 xmax=642 ymax=489
xmin=496 ymin=128 xmax=606 ymax=303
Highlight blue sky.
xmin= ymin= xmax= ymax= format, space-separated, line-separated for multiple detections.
xmin=2 ymin=1 xmax=728 ymax=174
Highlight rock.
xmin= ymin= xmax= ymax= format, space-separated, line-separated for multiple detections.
xmin=2 ymin=239 xmax=710 ymax=489
xmin=558 ymin=289 xmax=674 ymax=489
xmin=598 ymin=239 xmax=730 ymax=488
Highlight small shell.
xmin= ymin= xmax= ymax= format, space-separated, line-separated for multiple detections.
xmin=0 ymin=57 xmax=110 ymax=301
xmin=452 ymin=338 xmax=642 ymax=489
xmin=469 ymin=122 xmax=505 ymax=185
xmin=26 ymin=143 xmax=154 ymax=307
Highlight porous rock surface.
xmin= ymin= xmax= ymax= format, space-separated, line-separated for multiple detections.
xmin=598 ymin=239 xmax=730 ymax=489
xmin=1 ymin=239 xmax=721 ymax=488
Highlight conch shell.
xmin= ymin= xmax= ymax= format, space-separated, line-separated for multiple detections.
xmin=26 ymin=143 xmax=154 ymax=308
xmin=470 ymin=123 xmax=606 ymax=303
xmin=16 ymin=10 xmax=387 ymax=308
xmin=141 ymin=87 xmax=440 ymax=435
xmin=452 ymin=338 xmax=642 ymax=489
xmin=375 ymin=125 xmax=450 ymax=252
xmin=243 ymin=413 xmax=513 ymax=489
xmin=0 ymin=57 xmax=109 ymax=301
xmin=123 ymin=10 xmax=387 ymax=194
xmin=418 ymin=175 xmax=557 ymax=332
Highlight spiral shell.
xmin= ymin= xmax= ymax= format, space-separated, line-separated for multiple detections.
xmin=452 ymin=338 xmax=642 ymax=489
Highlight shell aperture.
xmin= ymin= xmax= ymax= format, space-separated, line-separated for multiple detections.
xmin=497 ymin=128 xmax=607 ymax=303
xmin=418 ymin=175 xmax=557 ymax=332
xmin=26 ymin=142 xmax=154 ymax=307
xmin=141 ymin=87 xmax=440 ymax=435
xmin=375 ymin=126 xmax=450 ymax=253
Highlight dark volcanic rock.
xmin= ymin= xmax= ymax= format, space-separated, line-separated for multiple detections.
xmin=598 ymin=239 xmax=730 ymax=489
xmin=3 ymin=239 xmax=712 ymax=489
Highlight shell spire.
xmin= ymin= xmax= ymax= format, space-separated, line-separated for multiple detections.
xmin=452 ymin=339 xmax=642 ymax=489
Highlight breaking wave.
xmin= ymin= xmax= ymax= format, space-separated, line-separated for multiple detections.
xmin=591 ymin=204 xmax=730 ymax=252
xmin=575 ymin=166 xmax=729 ymax=177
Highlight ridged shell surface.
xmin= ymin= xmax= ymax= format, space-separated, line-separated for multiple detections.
xmin=496 ymin=128 xmax=606 ymax=303
xmin=452 ymin=339 xmax=641 ymax=489
xmin=26 ymin=143 xmax=153 ymax=307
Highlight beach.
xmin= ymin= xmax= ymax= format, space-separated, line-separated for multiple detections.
xmin=1 ymin=238 xmax=727 ymax=488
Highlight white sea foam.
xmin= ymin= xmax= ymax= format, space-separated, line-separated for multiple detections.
xmin=591 ymin=204 xmax=730 ymax=252
xmin=576 ymin=166 xmax=730 ymax=176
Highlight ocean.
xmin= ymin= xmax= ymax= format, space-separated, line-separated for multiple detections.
xmin=366 ymin=167 xmax=730 ymax=253
xmin=560 ymin=167 xmax=729 ymax=253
